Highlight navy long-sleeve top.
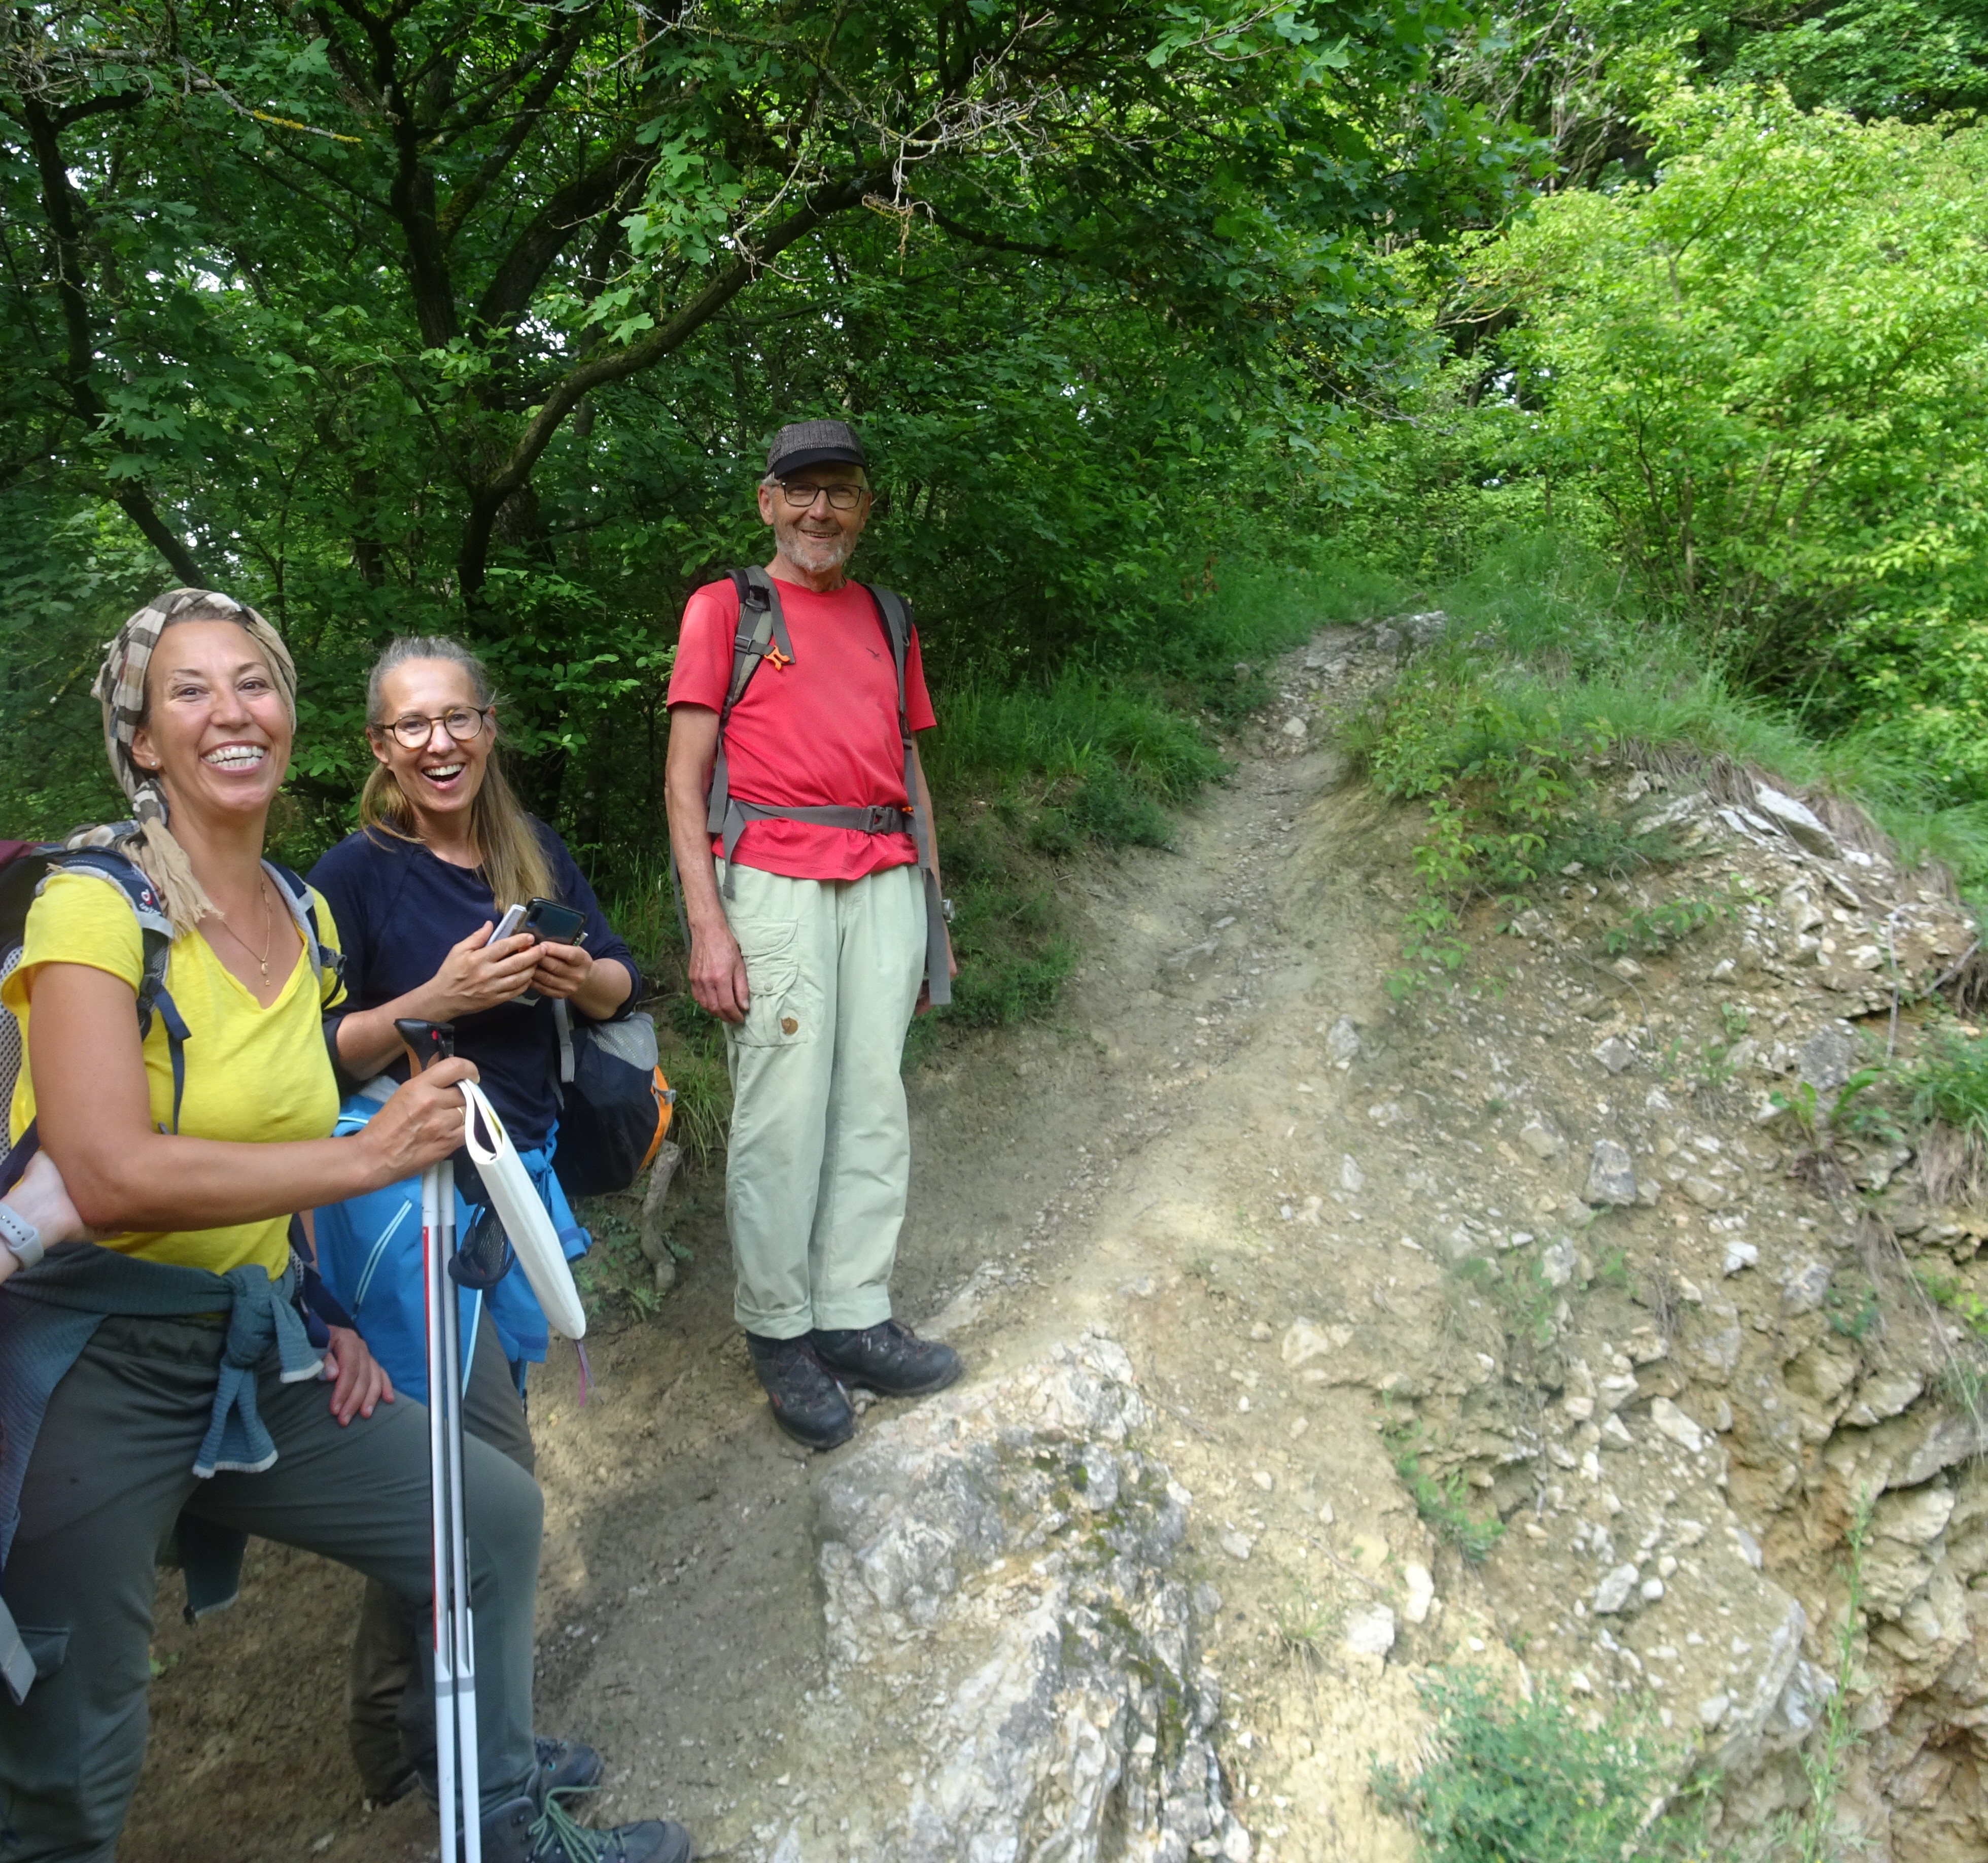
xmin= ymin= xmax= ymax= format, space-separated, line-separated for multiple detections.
xmin=309 ymin=820 xmax=637 ymax=1152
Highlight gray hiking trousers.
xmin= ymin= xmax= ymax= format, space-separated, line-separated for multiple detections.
xmin=0 ymin=1313 xmax=543 ymax=1861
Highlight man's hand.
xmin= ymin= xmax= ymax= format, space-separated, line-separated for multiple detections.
xmin=431 ymin=925 xmax=540 ymax=1018
xmin=323 ymin=1324 xmax=394 ymax=1425
xmin=530 ymin=939 xmax=595 ymax=1001
xmin=689 ymin=919 xmax=750 ymax=1023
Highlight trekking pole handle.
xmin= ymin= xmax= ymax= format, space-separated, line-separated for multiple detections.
xmin=395 ymin=1018 xmax=457 ymax=1073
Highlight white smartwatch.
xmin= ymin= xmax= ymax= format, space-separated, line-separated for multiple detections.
xmin=0 ymin=1200 xmax=44 ymax=1271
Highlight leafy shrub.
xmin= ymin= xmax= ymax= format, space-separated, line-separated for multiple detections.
xmin=1480 ymin=93 xmax=1988 ymax=791
xmin=1372 ymin=1667 xmax=1697 ymax=1863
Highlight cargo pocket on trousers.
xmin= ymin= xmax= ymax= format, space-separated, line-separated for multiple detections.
xmin=730 ymin=920 xmax=818 ymax=1049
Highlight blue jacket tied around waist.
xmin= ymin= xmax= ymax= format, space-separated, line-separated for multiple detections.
xmin=0 ymin=1247 xmax=323 ymax=1696
xmin=312 ymin=1089 xmax=589 ymax=1403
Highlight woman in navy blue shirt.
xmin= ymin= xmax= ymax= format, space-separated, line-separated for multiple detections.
xmin=309 ymin=633 xmax=638 ymax=1808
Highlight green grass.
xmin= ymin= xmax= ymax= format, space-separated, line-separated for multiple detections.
xmin=1351 ymin=533 xmax=1988 ymax=894
xmin=1273 ymin=1582 xmax=1344 ymax=1661
xmin=1915 ymin=1267 xmax=1988 ymax=1341
xmin=1772 ymin=1494 xmax=1873 ymax=1863
xmin=1910 ymin=1030 xmax=1988 ymax=1141
xmin=1905 ymin=1029 xmax=1988 ymax=1206
xmin=1372 ymin=1666 xmax=1704 ymax=1863
xmin=1454 ymin=1254 xmax=1559 ymax=1354
xmin=1381 ymin=1418 xmax=1505 ymax=1563
xmin=1347 ymin=531 xmax=1988 ymax=991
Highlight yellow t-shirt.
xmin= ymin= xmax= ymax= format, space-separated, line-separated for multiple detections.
xmin=4 ymin=869 xmax=347 ymax=1277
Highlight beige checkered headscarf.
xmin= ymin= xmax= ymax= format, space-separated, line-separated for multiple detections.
xmin=83 ymin=588 xmax=298 ymax=935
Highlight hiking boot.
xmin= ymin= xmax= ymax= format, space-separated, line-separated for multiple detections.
xmin=360 ymin=1763 xmax=418 ymax=1811
xmin=811 ymin=1319 xmax=962 ymax=1398
xmin=482 ymin=1788 xmax=690 ymax=1863
xmin=746 ymin=1332 xmax=856 ymax=1450
xmin=536 ymin=1736 xmax=605 ymax=1796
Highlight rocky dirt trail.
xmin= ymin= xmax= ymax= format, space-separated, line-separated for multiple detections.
xmin=126 ymin=626 xmax=1988 ymax=1862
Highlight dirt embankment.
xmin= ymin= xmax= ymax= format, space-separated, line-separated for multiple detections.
xmin=125 ymin=627 xmax=1985 ymax=1862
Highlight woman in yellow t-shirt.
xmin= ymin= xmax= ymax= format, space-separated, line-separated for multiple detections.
xmin=0 ymin=590 xmax=689 ymax=1863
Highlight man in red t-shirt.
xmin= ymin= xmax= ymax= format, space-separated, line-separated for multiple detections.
xmin=665 ymin=420 xmax=961 ymax=1449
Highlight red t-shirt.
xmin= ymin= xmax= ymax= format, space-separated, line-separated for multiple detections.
xmin=668 ymin=575 xmax=938 ymax=882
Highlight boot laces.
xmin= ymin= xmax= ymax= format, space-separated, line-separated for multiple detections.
xmin=530 ymin=1786 xmax=609 ymax=1862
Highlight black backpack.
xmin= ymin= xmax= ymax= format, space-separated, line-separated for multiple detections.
xmin=548 ymin=1000 xmax=675 ymax=1198
xmin=0 ymin=833 xmax=342 ymax=1192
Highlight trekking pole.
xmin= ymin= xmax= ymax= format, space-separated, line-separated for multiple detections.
xmin=398 ymin=1019 xmax=481 ymax=1863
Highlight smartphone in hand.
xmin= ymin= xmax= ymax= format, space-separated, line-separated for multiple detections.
xmin=521 ymin=898 xmax=586 ymax=945
xmin=517 ymin=897 xmax=586 ymax=1004
xmin=486 ymin=903 xmax=527 ymax=946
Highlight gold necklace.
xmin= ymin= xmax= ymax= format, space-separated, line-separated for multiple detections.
xmin=212 ymin=877 xmax=276 ymax=985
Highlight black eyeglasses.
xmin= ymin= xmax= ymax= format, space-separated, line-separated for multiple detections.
xmin=777 ymin=480 xmax=867 ymax=510
xmin=375 ymin=705 xmax=491 ymax=750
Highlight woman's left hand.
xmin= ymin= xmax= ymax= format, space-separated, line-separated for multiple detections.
xmin=323 ymin=1324 xmax=395 ymax=1426
xmin=530 ymin=940 xmax=595 ymax=1000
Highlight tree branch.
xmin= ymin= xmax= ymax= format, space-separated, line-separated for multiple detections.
xmin=472 ymin=139 xmax=653 ymax=333
xmin=435 ymin=62 xmax=574 ymax=243
xmin=55 ymin=88 xmax=152 ymax=131
xmin=432 ymin=4 xmax=600 ymax=180
xmin=16 ymin=92 xmax=202 ymax=583
xmin=331 ymin=0 xmax=459 ymax=347
xmin=459 ymin=171 xmax=872 ymax=598
xmin=927 ymin=205 xmax=1079 ymax=264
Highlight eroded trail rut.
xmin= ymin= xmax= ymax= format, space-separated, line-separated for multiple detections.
xmin=126 ymin=629 xmax=1988 ymax=1862
xmin=128 ymin=632 xmax=1393 ymax=1863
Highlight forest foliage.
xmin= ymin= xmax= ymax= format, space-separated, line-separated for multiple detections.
xmin=0 ymin=0 xmax=1529 ymax=865
xmin=5 ymin=0 xmax=1987 ymax=967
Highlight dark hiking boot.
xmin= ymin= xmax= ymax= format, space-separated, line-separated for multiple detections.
xmin=811 ymin=1319 xmax=962 ymax=1398
xmin=360 ymin=1762 xmax=418 ymax=1811
xmin=482 ymin=1788 xmax=691 ymax=1863
xmin=746 ymin=1332 xmax=856 ymax=1450
xmin=536 ymin=1736 xmax=605 ymax=1796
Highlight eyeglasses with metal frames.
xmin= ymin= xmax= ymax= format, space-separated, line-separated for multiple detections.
xmin=376 ymin=705 xmax=491 ymax=750
xmin=777 ymin=480 xmax=867 ymax=510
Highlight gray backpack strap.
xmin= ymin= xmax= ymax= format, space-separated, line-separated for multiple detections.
xmin=708 ymin=568 xmax=791 ymax=828
xmin=706 ymin=567 xmax=797 ymax=900
xmin=672 ymin=569 xmax=786 ymax=944
xmin=261 ymin=860 xmax=344 ymax=1005
xmin=864 ymin=584 xmax=950 ymax=1008
xmin=552 ymin=997 xmax=576 ymax=1086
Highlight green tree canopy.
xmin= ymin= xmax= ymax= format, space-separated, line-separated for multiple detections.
xmin=1 ymin=0 xmax=1533 ymax=847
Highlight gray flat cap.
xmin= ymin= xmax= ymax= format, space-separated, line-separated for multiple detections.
xmin=766 ymin=419 xmax=868 ymax=478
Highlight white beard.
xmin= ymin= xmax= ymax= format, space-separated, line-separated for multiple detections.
xmin=774 ymin=514 xmax=856 ymax=575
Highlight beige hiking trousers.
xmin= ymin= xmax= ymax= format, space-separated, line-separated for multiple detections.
xmin=718 ymin=860 xmax=926 ymax=1338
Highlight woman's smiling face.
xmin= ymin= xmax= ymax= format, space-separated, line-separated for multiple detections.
xmin=369 ymin=657 xmax=494 ymax=832
xmin=129 ymin=619 xmax=292 ymax=824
